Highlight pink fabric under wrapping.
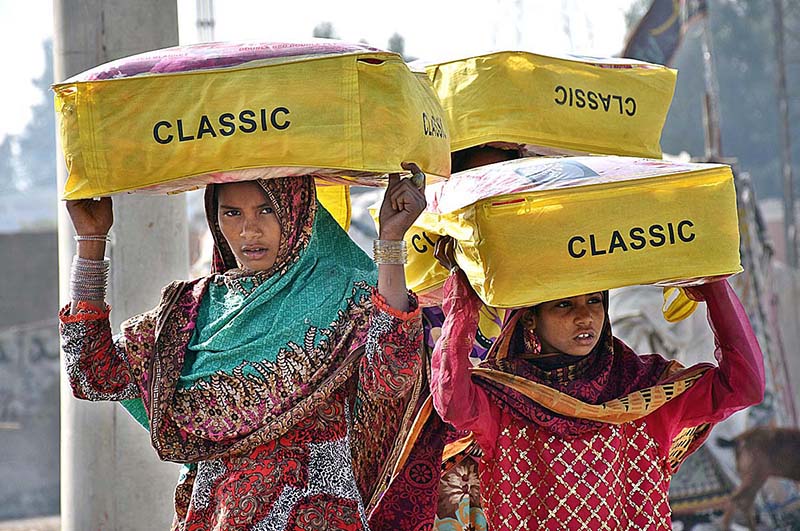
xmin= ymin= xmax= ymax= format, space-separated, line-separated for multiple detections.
xmin=67 ymin=40 xmax=383 ymax=81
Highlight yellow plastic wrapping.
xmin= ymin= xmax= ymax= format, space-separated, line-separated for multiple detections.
xmin=395 ymin=156 xmax=742 ymax=308
xmin=54 ymin=41 xmax=450 ymax=200
xmin=421 ymin=51 xmax=677 ymax=158
xmin=661 ymin=287 xmax=700 ymax=323
xmin=316 ymin=185 xmax=351 ymax=231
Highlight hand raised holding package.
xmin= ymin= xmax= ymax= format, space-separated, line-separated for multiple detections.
xmin=66 ymin=197 xmax=113 ymax=236
xmin=378 ymin=162 xmax=427 ymax=241
xmin=434 ymin=235 xmax=458 ymax=273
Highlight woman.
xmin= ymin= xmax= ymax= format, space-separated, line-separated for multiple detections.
xmin=431 ymin=236 xmax=764 ymax=530
xmin=60 ymin=171 xmax=426 ymax=531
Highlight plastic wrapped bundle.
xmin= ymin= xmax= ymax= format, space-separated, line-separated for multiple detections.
xmin=393 ymin=156 xmax=741 ymax=308
xmin=417 ymin=50 xmax=676 ymax=159
xmin=54 ymin=40 xmax=451 ymax=200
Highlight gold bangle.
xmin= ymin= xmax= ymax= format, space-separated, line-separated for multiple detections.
xmin=373 ymin=240 xmax=408 ymax=265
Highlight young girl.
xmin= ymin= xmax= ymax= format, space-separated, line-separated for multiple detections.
xmin=60 ymin=173 xmax=426 ymax=531
xmin=431 ymin=236 xmax=764 ymax=530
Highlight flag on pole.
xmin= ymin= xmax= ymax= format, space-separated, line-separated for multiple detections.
xmin=623 ymin=0 xmax=708 ymax=65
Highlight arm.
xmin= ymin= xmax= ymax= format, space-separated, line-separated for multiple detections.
xmin=357 ymin=289 xmax=423 ymax=399
xmin=646 ymin=279 xmax=765 ymax=445
xmin=375 ymin=165 xmax=427 ymax=312
xmin=431 ymin=269 xmax=499 ymax=443
xmin=60 ymin=196 xmax=139 ymax=401
xmin=350 ymin=288 xmax=424 ymax=504
xmin=60 ymin=302 xmax=139 ymax=401
xmin=66 ymin=197 xmax=113 ymax=313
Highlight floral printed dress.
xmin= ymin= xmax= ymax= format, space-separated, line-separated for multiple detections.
xmin=60 ymin=287 xmax=422 ymax=531
xmin=60 ymin=176 xmax=426 ymax=531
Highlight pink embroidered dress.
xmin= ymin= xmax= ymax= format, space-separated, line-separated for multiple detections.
xmin=431 ymin=272 xmax=764 ymax=530
xmin=59 ymin=177 xmax=424 ymax=531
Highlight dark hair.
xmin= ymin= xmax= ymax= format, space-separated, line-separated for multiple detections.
xmin=451 ymin=145 xmax=521 ymax=173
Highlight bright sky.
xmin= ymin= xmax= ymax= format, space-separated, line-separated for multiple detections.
xmin=0 ymin=0 xmax=636 ymax=144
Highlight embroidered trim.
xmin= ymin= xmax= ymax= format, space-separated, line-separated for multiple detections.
xmin=59 ymin=301 xmax=111 ymax=323
xmin=371 ymin=289 xmax=420 ymax=321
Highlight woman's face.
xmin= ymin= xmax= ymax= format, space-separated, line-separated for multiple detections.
xmin=216 ymin=181 xmax=282 ymax=271
xmin=529 ymin=292 xmax=606 ymax=357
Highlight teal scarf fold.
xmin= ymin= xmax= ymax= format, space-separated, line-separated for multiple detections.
xmin=121 ymin=179 xmax=377 ymax=432
xmin=180 ymin=202 xmax=377 ymax=387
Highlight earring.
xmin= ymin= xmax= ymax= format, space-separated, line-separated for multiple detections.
xmin=523 ymin=326 xmax=541 ymax=356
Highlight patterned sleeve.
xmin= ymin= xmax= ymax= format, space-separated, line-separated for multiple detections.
xmin=357 ymin=289 xmax=424 ymax=400
xmin=59 ymin=301 xmax=139 ymax=401
xmin=350 ymin=289 xmax=424 ymax=506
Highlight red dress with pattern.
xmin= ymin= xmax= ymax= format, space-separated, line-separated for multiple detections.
xmin=431 ymin=274 xmax=764 ymax=530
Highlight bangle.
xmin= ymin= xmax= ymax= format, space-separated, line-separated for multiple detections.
xmin=74 ymin=234 xmax=111 ymax=243
xmin=70 ymin=255 xmax=110 ymax=301
xmin=373 ymin=240 xmax=408 ymax=265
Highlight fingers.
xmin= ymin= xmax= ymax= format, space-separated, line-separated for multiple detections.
xmin=433 ymin=235 xmax=456 ymax=269
xmin=401 ymin=161 xmax=425 ymax=192
xmin=386 ymin=173 xmax=401 ymax=210
xmin=389 ymin=183 xmax=426 ymax=214
xmin=389 ymin=178 xmax=425 ymax=207
xmin=401 ymin=161 xmax=421 ymax=174
xmin=65 ymin=199 xmax=80 ymax=213
xmin=433 ymin=235 xmax=453 ymax=258
xmin=433 ymin=236 xmax=447 ymax=262
xmin=389 ymin=182 xmax=422 ymax=209
xmin=65 ymin=197 xmax=114 ymax=233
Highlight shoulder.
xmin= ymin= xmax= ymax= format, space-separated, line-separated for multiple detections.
xmin=122 ymin=276 xmax=211 ymax=335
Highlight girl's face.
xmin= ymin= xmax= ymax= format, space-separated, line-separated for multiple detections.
xmin=216 ymin=181 xmax=282 ymax=272
xmin=529 ymin=292 xmax=606 ymax=357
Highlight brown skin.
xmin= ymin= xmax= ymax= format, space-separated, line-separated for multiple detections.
xmin=524 ymin=294 xmax=605 ymax=357
xmin=65 ymin=163 xmax=426 ymax=313
xmin=433 ymin=235 xmax=605 ymax=360
xmin=376 ymin=163 xmax=428 ymax=312
xmin=65 ymin=197 xmax=113 ymax=312
xmin=216 ymin=181 xmax=282 ymax=272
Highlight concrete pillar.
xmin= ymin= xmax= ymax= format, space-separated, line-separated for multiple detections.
xmin=54 ymin=1 xmax=187 ymax=529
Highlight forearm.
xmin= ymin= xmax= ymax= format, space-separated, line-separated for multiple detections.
xmin=70 ymin=240 xmax=108 ymax=314
xmin=431 ymin=271 xmax=494 ymax=434
xmin=699 ymin=279 xmax=765 ymax=406
xmin=375 ymin=168 xmax=427 ymax=312
xmin=377 ymin=263 xmax=410 ymax=312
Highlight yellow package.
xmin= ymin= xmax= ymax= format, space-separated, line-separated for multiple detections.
xmin=421 ymin=51 xmax=676 ymax=158
xmin=316 ymin=185 xmax=351 ymax=231
xmin=400 ymin=156 xmax=741 ymax=308
xmin=54 ymin=41 xmax=450 ymax=200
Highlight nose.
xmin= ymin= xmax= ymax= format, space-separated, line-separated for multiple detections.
xmin=240 ymin=216 xmax=262 ymax=239
xmin=574 ymin=303 xmax=593 ymax=326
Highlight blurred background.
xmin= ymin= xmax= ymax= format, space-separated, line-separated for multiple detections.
xmin=1 ymin=0 xmax=799 ymax=529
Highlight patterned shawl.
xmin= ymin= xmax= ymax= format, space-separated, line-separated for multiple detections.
xmin=120 ymin=176 xmax=379 ymax=462
xmin=472 ymin=294 xmax=710 ymax=438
